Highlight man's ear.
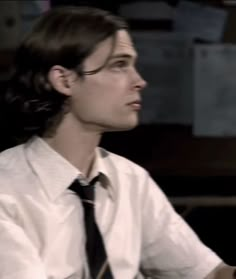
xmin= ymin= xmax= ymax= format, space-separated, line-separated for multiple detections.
xmin=48 ymin=65 xmax=76 ymax=96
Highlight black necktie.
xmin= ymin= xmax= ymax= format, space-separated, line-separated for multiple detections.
xmin=69 ymin=175 xmax=113 ymax=279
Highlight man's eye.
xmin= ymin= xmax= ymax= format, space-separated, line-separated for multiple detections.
xmin=113 ymin=60 xmax=129 ymax=68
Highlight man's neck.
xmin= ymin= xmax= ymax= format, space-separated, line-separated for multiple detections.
xmin=43 ymin=114 xmax=102 ymax=177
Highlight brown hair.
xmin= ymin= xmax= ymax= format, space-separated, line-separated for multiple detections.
xmin=3 ymin=6 xmax=128 ymax=143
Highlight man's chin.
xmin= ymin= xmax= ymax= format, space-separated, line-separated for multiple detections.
xmin=104 ymin=121 xmax=139 ymax=133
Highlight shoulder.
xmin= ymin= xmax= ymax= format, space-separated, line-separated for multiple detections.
xmin=0 ymin=144 xmax=25 ymax=168
xmin=0 ymin=144 xmax=29 ymax=191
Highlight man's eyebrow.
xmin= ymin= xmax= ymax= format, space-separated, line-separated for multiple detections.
xmin=108 ymin=53 xmax=138 ymax=61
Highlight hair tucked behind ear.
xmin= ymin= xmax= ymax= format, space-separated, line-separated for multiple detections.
xmin=2 ymin=67 xmax=68 ymax=144
xmin=0 ymin=6 xmax=128 ymax=147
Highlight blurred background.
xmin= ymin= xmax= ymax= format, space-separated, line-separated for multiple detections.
xmin=1 ymin=0 xmax=236 ymax=265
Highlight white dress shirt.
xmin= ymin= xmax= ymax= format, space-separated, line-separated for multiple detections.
xmin=0 ymin=136 xmax=222 ymax=279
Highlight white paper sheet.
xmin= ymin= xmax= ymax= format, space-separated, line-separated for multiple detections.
xmin=193 ymin=45 xmax=236 ymax=136
xmin=132 ymin=31 xmax=193 ymax=124
xmin=174 ymin=0 xmax=227 ymax=42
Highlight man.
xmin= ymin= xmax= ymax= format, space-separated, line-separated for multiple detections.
xmin=0 ymin=6 xmax=235 ymax=279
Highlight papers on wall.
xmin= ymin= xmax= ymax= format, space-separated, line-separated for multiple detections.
xmin=173 ymin=0 xmax=228 ymax=42
xmin=0 ymin=1 xmax=21 ymax=50
xmin=20 ymin=0 xmax=50 ymax=35
xmin=193 ymin=45 xmax=236 ymax=136
xmin=132 ymin=31 xmax=193 ymax=124
xmin=119 ymin=1 xmax=175 ymax=20
xmin=0 ymin=1 xmax=50 ymax=50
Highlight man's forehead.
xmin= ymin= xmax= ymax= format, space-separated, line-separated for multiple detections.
xmin=84 ymin=30 xmax=137 ymax=68
xmin=113 ymin=30 xmax=137 ymax=56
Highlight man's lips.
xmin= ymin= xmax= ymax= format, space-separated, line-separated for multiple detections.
xmin=127 ymin=100 xmax=142 ymax=109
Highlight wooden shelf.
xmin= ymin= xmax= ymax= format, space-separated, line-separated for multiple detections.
xmin=101 ymin=124 xmax=236 ymax=177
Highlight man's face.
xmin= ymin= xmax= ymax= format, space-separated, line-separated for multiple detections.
xmin=69 ymin=30 xmax=147 ymax=132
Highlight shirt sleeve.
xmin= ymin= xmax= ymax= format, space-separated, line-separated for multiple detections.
xmin=140 ymin=174 xmax=222 ymax=279
xmin=0 ymin=194 xmax=47 ymax=279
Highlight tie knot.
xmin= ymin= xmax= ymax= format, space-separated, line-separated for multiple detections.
xmin=69 ymin=174 xmax=100 ymax=202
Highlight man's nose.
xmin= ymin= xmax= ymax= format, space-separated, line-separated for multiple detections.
xmin=134 ymin=71 xmax=147 ymax=91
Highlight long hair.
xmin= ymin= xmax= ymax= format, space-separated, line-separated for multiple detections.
xmin=2 ymin=6 xmax=127 ymax=146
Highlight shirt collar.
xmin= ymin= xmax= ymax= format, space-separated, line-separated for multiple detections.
xmin=25 ymin=136 xmax=115 ymax=201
